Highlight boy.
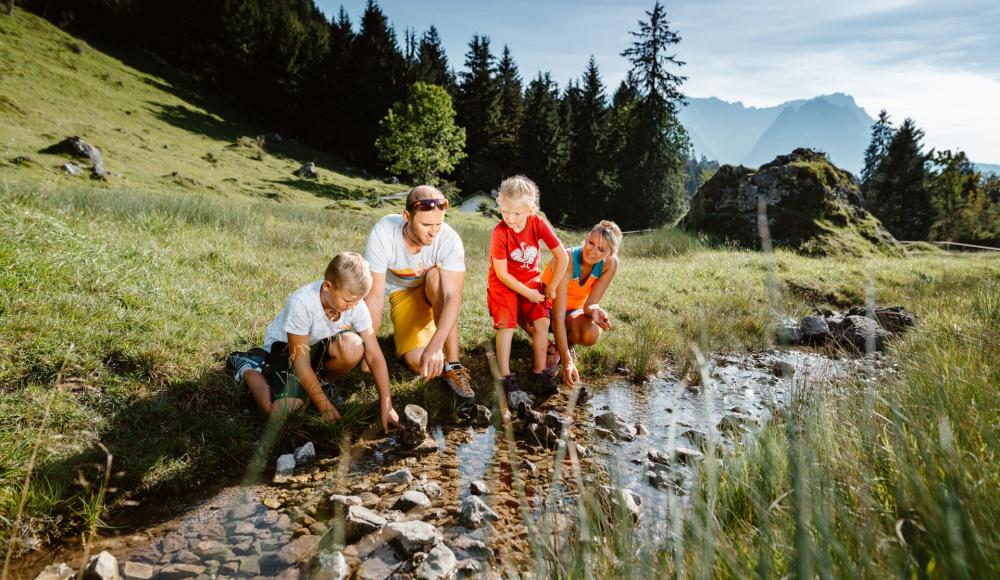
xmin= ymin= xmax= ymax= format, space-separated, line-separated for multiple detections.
xmin=227 ymin=252 xmax=400 ymax=433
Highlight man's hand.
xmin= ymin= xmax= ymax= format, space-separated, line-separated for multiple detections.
xmin=381 ymin=401 xmax=401 ymax=434
xmin=591 ymin=307 xmax=611 ymax=330
xmin=526 ymin=288 xmax=545 ymax=303
xmin=562 ymin=360 xmax=580 ymax=386
xmin=419 ymin=348 xmax=445 ymax=380
xmin=319 ymin=404 xmax=341 ymax=422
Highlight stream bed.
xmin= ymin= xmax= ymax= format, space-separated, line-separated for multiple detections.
xmin=28 ymin=348 xmax=876 ymax=579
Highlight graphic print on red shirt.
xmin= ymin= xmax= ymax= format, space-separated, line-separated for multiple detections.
xmin=488 ymin=214 xmax=561 ymax=285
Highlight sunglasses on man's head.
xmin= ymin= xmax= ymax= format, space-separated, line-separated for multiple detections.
xmin=406 ymin=198 xmax=449 ymax=212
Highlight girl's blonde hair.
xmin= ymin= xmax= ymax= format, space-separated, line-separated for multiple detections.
xmin=324 ymin=252 xmax=372 ymax=296
xmin=498 ymin=175 xmax=540 ymax=210
xmin=591 ymin=220 xmax=623 ymax=255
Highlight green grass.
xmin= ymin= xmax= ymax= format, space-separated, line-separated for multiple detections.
xmin=3 ymin=8 xmax=1000 ymax=576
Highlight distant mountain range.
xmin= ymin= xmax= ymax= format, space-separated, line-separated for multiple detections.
xmin=976 ymin=163 xmax=1000 ymax=176
xmin=679 ymin=93 xmax=875 ymax=175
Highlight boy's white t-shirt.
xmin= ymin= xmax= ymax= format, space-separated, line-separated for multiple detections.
xmin=262 ymin=280 xmax=372 ymax=352
xmin=364 ymin=214 xmax=465 ymax=295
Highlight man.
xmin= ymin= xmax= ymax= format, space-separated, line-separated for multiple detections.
xmin=364 ymin=185 xmax=474 ymax=402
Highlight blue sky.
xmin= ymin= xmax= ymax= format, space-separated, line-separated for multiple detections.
xmin=318 ymin=0 xmax=1000 ymax=163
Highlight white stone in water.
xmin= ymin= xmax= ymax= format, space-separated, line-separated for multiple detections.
xmin=393 ymin=490 xmax=431 ymax=511
xmin=507 ymin=390 xmax=534 ymax=408
xmin=415 ymin=542 xmax=458 ymax=580
xmin=274 ymin=453 xmax=295 ymax=483
xmin=601 ymin=485 xmax=641 ymax=522
xmin=293 ymin=441 xmax=316 ymax=466
xmin=403 ymin=404 xmax=429 ymax=432
xmin=380 ymin=468 xmax=413 ymax=485
xmin=459 ymin=495 xmax=499 ymax=528
xmin=84 ymin=550 xmax=120 ymax=580
xmin=470 ymin=481 xmax=488 ymax=496
xmin=386 ymin=520 xmax=441 ymax=555
xmin=635 ymin=422 xmax=649 ymax=435
xmin=315 ymin=550 xmax=350 ymax=580
xmin=412 ymin=478 xmax=443 ymax=499
xmin=34 ymin=563 xmax=75 ymax=580
xmin=122 ymin=561 xmax=155 ymax=580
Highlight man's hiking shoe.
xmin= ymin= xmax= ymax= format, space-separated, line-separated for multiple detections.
xmin=442 ymin=364 xmax=475 ymax=402
xmin=322 ymin=382 xmax=347 ymax=414
xmin=530 ymin=370 xmax=561 ymax=397
xmin=227 ymin=351 xmax=265 ymax=384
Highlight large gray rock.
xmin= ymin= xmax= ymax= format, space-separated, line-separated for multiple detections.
xmin=799 ymin=315 xmax=831 ymax=343
xmin=293 ymin=441 xmax=316 ymax=466
xmin=345 ymin=505 xmax=387 ymax=542
xmin=836 ymin=315 xmax=891 ymax=352
xmin=594 ymin=411 xmax=637 ymax=441
xmin=380 ymin=468 xmax=414 ymax=485
xmin=400 ymin=405 xmax=429 ymax=446
xmin=41 ymin=136 xmax=107 ymax=179
xmin=274 ymin=454 xmax=295 ymax=483
xmin=393 ymin=490 xmax=431 ymax=511
xmin=685 ymin=148 xmax=899 ymax=256
xmin=415 ymin=542 xmax=458 ymax=580
xmin=354 ymin=549 xmax=400 ymax=580
xmin=507 ymin=390 xmax=534 ymax=409
xmin=459 ymin=495 xmax=499 ymax=528
xmin=82 ymin=551 xmax=119 ymax=580
xmin=293 ymin=162 xmax=318 ymax=180
xmin=385 ymin=521 xmax=441 ymax=556
xmin=411 ymin=478 xmax=443 ymax=499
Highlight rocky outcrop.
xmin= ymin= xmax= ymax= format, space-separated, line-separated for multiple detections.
xmin=685 ymin=148 xmax=898 ymax=256
xmin=40 ymin=136 xmax=108 ymax=179
xmin=777 ymin=305 xmax=915 ymax=352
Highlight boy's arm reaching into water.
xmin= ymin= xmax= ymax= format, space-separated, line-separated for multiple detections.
xmin=492 ymin=257 xmax=545 ymax=303
xmin=359 ymin=327 xmax=400 ymax=433
xmin=287 ymin=333 xmax=339 ymax=421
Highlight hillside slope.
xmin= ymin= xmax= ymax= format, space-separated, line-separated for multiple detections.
xmin=0 ymin=9 xmax=398 ymax=203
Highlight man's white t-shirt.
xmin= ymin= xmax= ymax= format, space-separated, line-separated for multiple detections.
xmin=262 ymin=280 xmax=372 ymax=352
xmin=364 ymin=214 xmax=465 ymax=295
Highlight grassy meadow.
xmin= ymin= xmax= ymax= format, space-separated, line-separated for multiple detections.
xmin=2 ymin=7 xmax=999 ymax=577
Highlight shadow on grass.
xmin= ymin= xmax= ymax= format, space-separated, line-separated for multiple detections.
xmin=267 ymin=178 xmax=361 ymax=201
xmin=147 ymin=101 xmax=244 ymax=144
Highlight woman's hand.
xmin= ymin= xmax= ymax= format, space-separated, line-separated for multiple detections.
xmin=562 ymin=360 xmax=580 ymax=386
xmin=591 ymin=307 xmax=611 ymax=330
xmin=544 ymin=284 xmax=558 ymax=300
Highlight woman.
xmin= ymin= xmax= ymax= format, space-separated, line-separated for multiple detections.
xmin=541 ymin=220 xmax=622 ymax=387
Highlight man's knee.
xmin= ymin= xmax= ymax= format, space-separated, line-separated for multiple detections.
xmin=402 ymin=347 xmax=423 ymax=372
xmin=423 ymin=267 xmax=441 ymax=303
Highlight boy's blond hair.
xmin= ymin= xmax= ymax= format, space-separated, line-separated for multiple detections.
xmin=324 ymin=252 xmax=372 ymax=296
xmin=498 ymin=175 xmax=540 ymax=210
xmin=591 ymin=220 xmax=623 ymax=255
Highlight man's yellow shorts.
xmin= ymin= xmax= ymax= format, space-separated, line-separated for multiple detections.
xmin=389 ymin=285 xmax=437 ymax=357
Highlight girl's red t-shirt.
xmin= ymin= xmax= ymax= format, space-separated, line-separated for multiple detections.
xmin=488 ymin=214 xmax=561 ymax=288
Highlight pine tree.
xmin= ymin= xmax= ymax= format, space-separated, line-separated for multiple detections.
xmin=867 ymin=118 xmax=934 ymax=240
xmin=312 ymin=6 xmax=355 ymax=154
xmin=861 ymin=109 xmax=895 ymax=191
xmin=495 ymin=45 xmax=524 ymax=177
xmin=346 ymin=0 xmax=405 ymax=166
xmin=519 ymin=73 xmax=569 ymax=221
xmin=565 ymin=56 xmax=608 ymax=226
xmin=614 ymin=1 xmax=691 ymax=228
xmin=455 ymin=34 xmax=502 ymax=192
xmin=929 ymin=149 xmax=978 ymax=241
xmin=414 ymin=26 xmax=455 ymax=91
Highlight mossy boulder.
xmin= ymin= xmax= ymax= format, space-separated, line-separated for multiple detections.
xmin=684 ymin=148 xmax=900 ymax=256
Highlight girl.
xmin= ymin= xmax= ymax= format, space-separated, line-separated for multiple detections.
xmin=542 ymin=220 xmax=622 ymax=386
xmin=487 ymin=175 xmax=569 ymax=397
